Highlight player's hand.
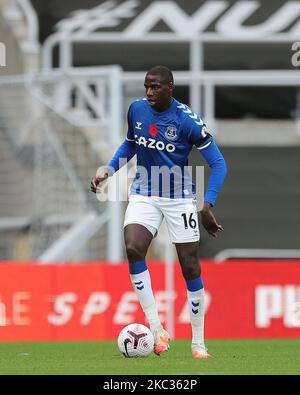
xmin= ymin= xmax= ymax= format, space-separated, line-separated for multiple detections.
xmin=200 ymin=203 xmax=224 ymax=238
xmin=90 ymin=168 xmax=111 ymax=193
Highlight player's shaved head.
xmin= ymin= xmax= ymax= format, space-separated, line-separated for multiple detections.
xmin=144 ymin=66 xmax=174 ymax=112
xmin=146 ymin=65 xmax=174 ymax=85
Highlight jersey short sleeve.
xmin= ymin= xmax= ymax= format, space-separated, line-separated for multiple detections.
xmin=126 ymin=103 xmax=135 ymax=141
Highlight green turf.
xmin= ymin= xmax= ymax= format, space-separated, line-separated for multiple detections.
xmin=0 ymin=340 xmax=300 ymax=375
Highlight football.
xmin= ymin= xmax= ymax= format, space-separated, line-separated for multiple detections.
xmin=117 ymin=323 xmax=154 ymax=358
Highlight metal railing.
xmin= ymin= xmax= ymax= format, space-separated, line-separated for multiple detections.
xmin=122 ymin=69 xmax=300 ymax=137
xmin=3 ymin=0 xmax=39 ymax=51
xmin=214 ymin=249 xmax=300 ymax=263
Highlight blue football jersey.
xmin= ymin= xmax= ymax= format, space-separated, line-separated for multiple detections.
xmin=126 ymin=98 xmax=211 ymax=198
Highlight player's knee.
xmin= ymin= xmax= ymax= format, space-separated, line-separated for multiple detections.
xmin=125 ymin=243 xmax=146 ymax=262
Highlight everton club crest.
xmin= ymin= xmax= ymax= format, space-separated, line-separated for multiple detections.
xmin=165 ymin=126 xmax=178 ymax=141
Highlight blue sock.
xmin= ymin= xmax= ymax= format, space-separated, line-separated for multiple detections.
xmin=186 ymin=277 xmax=204 ymax=292
xmin=129 ymin=260 xmax=147 ymax=275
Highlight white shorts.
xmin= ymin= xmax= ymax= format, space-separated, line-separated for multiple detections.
xmin=124 ymin=194 xmax=200 ymax=243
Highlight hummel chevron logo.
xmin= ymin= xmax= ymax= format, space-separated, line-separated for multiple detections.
xmin=177 ymin=103 xmax=204 ymax=126
xmin=192 ymin=301 xmax=200 ymax=314
xmin=134 ymin=281 xmax=144 ymax=291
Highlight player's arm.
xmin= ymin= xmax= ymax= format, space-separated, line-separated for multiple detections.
xmin=106 ymin=138 xmax=136 ymax=174
xmin=91 ymin=105 xmax=136 ymax=194
xmin=194 ymin=131 xmax=227 ymax=237
xmin=90 ymin=138 xmax=136 ymax=193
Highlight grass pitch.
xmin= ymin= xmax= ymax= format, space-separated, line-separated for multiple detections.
xmin=0 ymin=339 xmax=300 ymax=375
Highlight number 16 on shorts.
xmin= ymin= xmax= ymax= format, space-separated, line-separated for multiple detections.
xmin=181 ymin=212 xmax=197 ymax=230
xmin=179 ymin=211 xmax=200 ymax=242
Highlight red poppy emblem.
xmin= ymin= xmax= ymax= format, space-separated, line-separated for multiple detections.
xmin=149 ymin=125 xmax=158 ymax=137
